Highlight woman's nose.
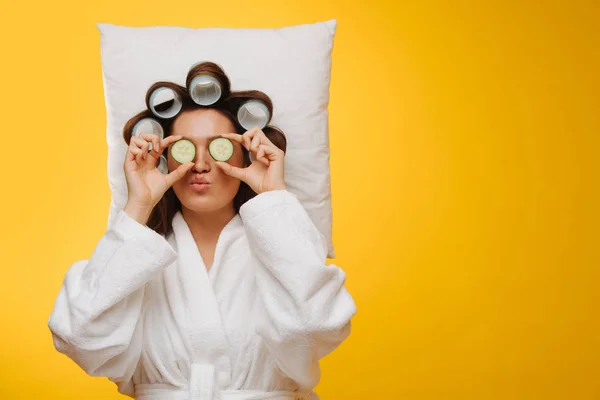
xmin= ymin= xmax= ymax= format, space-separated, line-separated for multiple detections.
xmin=192 ymin=149 xmax=211 ymax=173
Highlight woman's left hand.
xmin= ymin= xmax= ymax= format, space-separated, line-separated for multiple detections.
xmin=215 ymin=127 xmax=288 ymax=194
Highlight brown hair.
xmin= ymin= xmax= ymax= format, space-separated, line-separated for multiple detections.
xmin=122 ymin=61 xmax=287 ymax=238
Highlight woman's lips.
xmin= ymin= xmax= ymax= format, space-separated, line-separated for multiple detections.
xmin=190 ymin=182 xmax=210 ymax=192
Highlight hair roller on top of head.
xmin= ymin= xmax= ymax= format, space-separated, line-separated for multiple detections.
xmin=189 ymin=75 xmax=222 ymax=106
xmin=145 ymin=82 xmax=187 ymax=119
xmin=186 ymin=61 xmax=231 ymax=106
xmin=237 ymin=99 xmax=271 ymax=130
xmin=226 ymin=91 xmax=273 ymax=130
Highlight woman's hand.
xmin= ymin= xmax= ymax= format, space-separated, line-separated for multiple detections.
xmin=216 ymin=127 xmax=287 ymax=194
xmin=123 ymin=133 xmax=195 ymax=211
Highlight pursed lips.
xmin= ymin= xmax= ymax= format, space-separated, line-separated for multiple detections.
xmin=191 ymin=178 xmax=210 ymax=185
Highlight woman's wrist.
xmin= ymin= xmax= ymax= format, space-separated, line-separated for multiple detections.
xmin=260 ymin=183 xmax=288 ymax=193
xmin=123 ymin=202 xmax=153 ymax=226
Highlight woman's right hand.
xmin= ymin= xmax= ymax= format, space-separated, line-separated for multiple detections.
xmin=123 ymin=133 xmax=195 ymax=214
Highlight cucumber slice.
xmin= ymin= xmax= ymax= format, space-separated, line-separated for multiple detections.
xmin=209 ymin=137 xmax=234 ymax=162
xmin=170 ymin=139 xmax=196 ymax=164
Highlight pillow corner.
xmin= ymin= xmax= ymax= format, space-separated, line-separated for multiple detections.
xmin=323 ymin=19 xmax=338 ymax=35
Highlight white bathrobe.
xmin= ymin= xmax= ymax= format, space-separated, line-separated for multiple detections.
xmin=48 ymin=190 xmax=356 ymax=400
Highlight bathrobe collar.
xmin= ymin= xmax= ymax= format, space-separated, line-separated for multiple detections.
xmin=164 ymin=210 xmax=242 ymax=389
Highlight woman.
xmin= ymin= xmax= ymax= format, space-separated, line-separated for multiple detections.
xmin=47 ymin=62 xmax=356 ymax=400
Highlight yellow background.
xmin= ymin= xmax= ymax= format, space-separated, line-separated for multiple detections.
xmin=1 ymin=0 xmax=598 ymax=398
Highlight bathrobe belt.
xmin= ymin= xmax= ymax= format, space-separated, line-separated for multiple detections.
xmin=135 ymin=363 xmax=310 ymax=400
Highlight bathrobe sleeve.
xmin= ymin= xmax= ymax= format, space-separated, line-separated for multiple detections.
xmin=239 ymin=190 xmax=357 ymax=391
xmin=47 ymin=208 xmax=178 ymax=396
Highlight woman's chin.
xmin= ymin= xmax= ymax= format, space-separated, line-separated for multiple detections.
xmin=181 ymin=195 xmax=231 ymax=213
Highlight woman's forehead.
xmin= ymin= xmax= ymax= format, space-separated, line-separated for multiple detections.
xmin=172 ymin=108 xmax=235 ymax=139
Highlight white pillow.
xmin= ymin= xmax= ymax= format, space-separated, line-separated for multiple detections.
xmin=97 ymin=20 xmax=338 ymax=258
